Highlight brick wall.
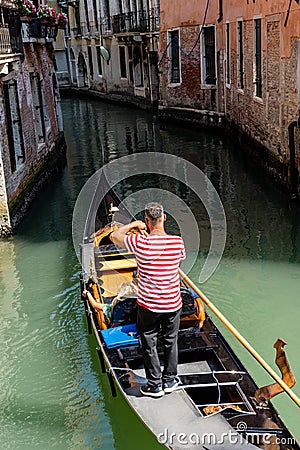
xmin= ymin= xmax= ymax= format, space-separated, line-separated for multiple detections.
xmin=0 ymin=42 xmax=65 ymax=235
xmin=158 ymin=2 xmax=300 ymax=194
xmin=159 ymin=26 xmax=219 ymax=111
xmin=225 ymin=16 xmax=298 ymax=162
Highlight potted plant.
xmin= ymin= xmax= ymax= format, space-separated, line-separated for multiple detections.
xmin=57 ymin=12 xmax=68 ymax=29
xmin=15 ymin=0 xmax=37 ymax=21
xmin=37 ymin=5 xmax=58 ymax=24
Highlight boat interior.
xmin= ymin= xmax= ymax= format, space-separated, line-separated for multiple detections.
xmin=80 ymin=233 xmax=299 ymax=450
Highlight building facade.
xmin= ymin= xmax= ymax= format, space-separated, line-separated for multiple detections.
xmin=159 ymin=0 xmax=300 ymax=196
xmin=0 ymin=3 xmax=65 ymax=236
xmin=64 ymin=0 xmax=160 ymax=108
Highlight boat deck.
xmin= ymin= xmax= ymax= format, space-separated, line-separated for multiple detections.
xmin=124 ymin=387 xmax=258 ymax=450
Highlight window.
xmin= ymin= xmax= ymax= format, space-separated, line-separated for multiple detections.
xmin=40 ymin=80 xmax=50 ymax=132
xmin=119 ymin=46 xmax=127 ymax=78
xmin=226 ymin=22 xmax=230 ymax=85
xmin=202 ymin=26 xmax=216 ymax=85
xmin=128 ymin=45 xmax=133 ymax=83
xmin=3 ymin=80 xmax=25 ymax=172
xmin=83 ymin=0 xmax=90 ymax=32
xmin=254 ymin=18 xmax=262 ymax=98
xmin=92 ymin=0 xmax=98 ymax=31
xmin=30 ymin=74 xmax=45 ymax=144
xmin=96 ymin=46 xmax=102 ymax=76
xmin=103 ymin=0 xmax=111 ymax=30
xmin=74 ymin=7 xmax=81 ymax=34
xmin=88 ymin=46 xmax=94 ymax=79
xmin=168 ymin=30 xmax=180 ymax=84
xmin=237 ymin=20 xmax=244 ymax=90
xmin=133 ymin=46 xmax=143 ymax=87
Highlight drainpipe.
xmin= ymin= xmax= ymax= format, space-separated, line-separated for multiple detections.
xmin=288 ymin=113 xmax=300 ymax=200
xmin=217 ymin=0 xmax=223 ymax=23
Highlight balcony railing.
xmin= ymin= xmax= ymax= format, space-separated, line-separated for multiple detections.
xmin=111 ymin=8 xmax=159 ymax=34
xmin=0 ymin=11 xmax=23 ymax=54
xmin=21 ymin=19 xmax=58 ymax=42
xmin=0 ymin=23 xmax=11 ymax=52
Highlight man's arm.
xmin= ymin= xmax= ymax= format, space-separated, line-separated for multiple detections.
xmin=110 ymin=220 xmax=147 ymax=249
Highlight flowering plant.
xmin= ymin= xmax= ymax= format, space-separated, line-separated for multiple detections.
xmin=57 ymin=12 xmax=68 ymax=28
xmin=15 ymin=0 xmax=37 ymax=17
xmin=37 ymin=5 xmax=58 ymax=22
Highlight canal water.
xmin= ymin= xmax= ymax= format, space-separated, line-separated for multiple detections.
xmin=0 ymin=95 xmax=299 ymax=449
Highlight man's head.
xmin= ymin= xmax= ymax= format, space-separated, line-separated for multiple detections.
xmin=144 ymin=202 xmax=166 ymax=227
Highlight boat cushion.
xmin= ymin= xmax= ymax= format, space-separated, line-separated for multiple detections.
xmin=100 ymin=323 xmax=139 ymax=348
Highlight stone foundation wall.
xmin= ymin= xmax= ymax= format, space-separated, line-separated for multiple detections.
xmin=8 ymin=133 xmax=66 ymax=231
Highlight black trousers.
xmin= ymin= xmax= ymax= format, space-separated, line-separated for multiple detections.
xmin=137 ymin=304 xmax=181 ymax=387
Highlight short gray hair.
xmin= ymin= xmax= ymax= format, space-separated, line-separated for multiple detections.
xmin=145 ymin=202 xmax=164 ymax=220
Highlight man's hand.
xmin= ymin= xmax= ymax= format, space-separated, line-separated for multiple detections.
xmin=111 ymin=220 xmax=148 ymax=248
xmin=129 ymin=220 xmax=148 ymax=235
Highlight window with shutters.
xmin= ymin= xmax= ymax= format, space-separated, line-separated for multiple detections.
xmin=237 ymin=20 xmax=244 ymax=90
xmin=254 ymin=18 xmax=262 ymax=98
xmin=30 ymin=74 xmax=45 ymax=144
xmin=83 ymin=0 xmax=90 ymax=33
xmin=168 ymin=29 xmax=181 ymax=84
xmin=74 ymin=7 xmax=81 ymax=34
xmin=96 ymin=46 xmax=102 ymax=76
xmin=3 ymin=80 xmax=25 ymax=173
xmin=226 ymin=22 xmax=230 ymax=85
xmin=201 ymin=26 xmax=216 ymax=85
xmin=40 ymin=79 xmax=50 ymax=133
xmin=88 ymin=46 xmax=94 ymax=79
xmin=92 ymin=0 xmax=98 ymax=31
xmin=119 ymin=46 xmax=127 ymax=79
xmin=103 ymin=0 xmax=111 ymax=31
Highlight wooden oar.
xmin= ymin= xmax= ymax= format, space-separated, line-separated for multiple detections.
xmin=179 ymin=268 xmax=300 ymax=408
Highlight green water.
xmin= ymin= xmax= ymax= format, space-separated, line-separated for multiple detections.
xmin=0 ymin=96 xmax=299 ymax=449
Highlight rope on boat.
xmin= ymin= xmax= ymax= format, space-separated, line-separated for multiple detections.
xmin=212 ymin=371 xmax=221 ymax=404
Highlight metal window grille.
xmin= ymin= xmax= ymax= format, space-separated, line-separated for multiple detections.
xmin=226 ymin=23 xmax=230 ymax=84
xmin=203 ymin=26 xmax=216 ymax=85
xmin=237 ymin=21 xmax=244 ymax=89
xmin=119 ymin=46 xmax=127 ymax=78
xmin=254 ymin=18 xmax=262 ymax=98
xmin=169 ymin=30 xmax=180 ymax=84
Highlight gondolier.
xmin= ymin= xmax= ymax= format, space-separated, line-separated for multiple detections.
xmin=111 ymin=202 xmax=186 ymax=398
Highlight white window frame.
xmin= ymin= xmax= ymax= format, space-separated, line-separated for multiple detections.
xmin=236 ymin=18 xmax=244 ymax=93
xmin=225 ymin=21 xmax=231 ymax=87
xmin=200 ymin=24 xmax=217 ymax=87
xmin=119 ymin=45 xmax=128 ymax=79
xmin=253 ymin=15 xmax=263 ymax=101
xmin=168 ymin=28 xmax=182 ymax=86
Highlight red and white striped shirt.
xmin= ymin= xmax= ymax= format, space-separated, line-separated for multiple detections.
xmin=124 ymin=233 xmax=186 ymax=313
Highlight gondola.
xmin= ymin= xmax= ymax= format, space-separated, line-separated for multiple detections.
xmin=79 ymin=188 xmax=299 ymax=450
